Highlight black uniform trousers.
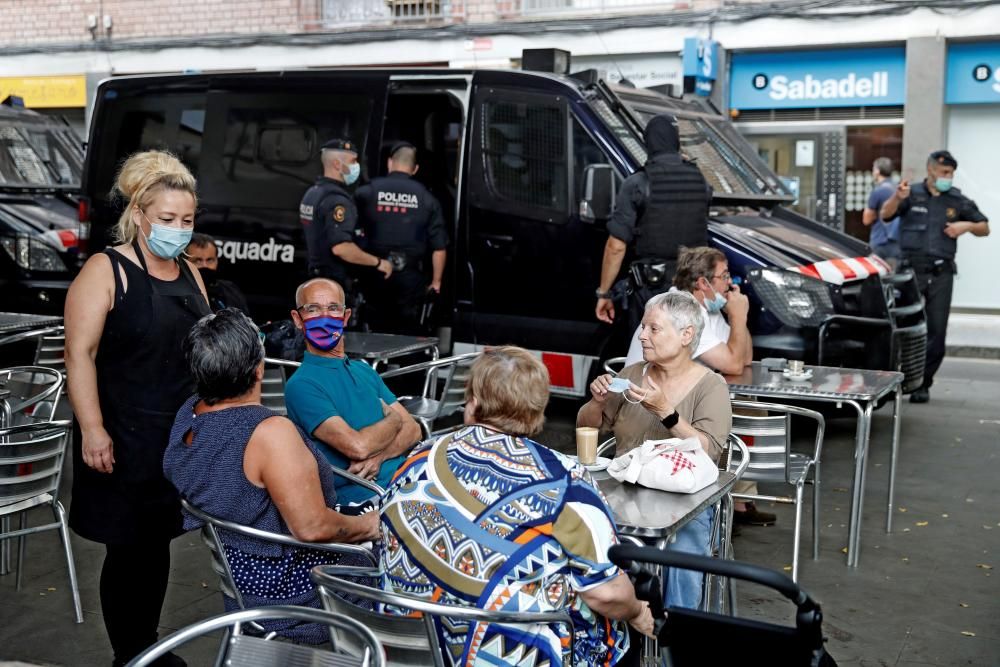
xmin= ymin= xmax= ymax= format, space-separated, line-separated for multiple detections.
xmin=913 ymin=264 xmax=954 ymax=389
xmin=366 ymin=267 xmax=427 ymax=335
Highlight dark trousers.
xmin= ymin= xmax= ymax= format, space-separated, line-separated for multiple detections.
xmin=102 ymin=539 xmax=172 ymax=664
xmin=913 ymin=266 xmax=954 ymax=389
xmin=366 ymin=268 xmax=427 ymax=335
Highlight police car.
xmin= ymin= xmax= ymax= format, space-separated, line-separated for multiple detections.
xmin=79 ymin=67 xmax=927 ymax=395
xmin=0 ymin=97 xmax=84 ymax=315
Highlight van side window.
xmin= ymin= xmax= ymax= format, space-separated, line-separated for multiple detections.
xmin=482 ymin=100 xmax=566 ymax=213
xmin=572 ymin=118 xmax=615 ymax=201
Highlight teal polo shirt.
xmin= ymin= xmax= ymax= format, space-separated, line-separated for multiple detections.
xmin=284 ymin=352 xmax=406 ymax=504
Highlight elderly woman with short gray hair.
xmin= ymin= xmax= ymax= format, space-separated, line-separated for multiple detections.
xmin=578 ymin=290 xmax=732 ymax=611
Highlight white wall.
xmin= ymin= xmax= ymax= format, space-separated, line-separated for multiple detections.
xmin=946 ymin=105 xmax=1000 ymax=310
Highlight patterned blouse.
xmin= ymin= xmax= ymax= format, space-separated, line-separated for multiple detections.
xmin=377 ymin=424 xmax=629 ymax=667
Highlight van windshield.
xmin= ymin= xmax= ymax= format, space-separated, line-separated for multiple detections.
xmin=0 ymin=124 xmax=81 ymax=188
xmin=593 ymin=86 xmax=791 ymax=201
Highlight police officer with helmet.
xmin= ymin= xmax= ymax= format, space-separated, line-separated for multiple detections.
xmin=594 ymin=113 xmax=712 ymax=334
xmin=300 ymin=138 xmax=393 ymax=292
xmin=881 ymin=150 xmax=990 ymax=403
xmin=356 ymin=141 xmax=448 ymax=334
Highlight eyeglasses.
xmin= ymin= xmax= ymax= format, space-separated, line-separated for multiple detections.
xmin=712 ymin=271 xmax=732 ymax=282
xmin=297 ymin=303 xmax=346 ymax=317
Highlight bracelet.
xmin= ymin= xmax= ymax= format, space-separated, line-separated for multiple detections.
xmin=661 ymin=410 xmax=680 ymax=429
xmin=374 ymin=257 xmax=381 ymax=268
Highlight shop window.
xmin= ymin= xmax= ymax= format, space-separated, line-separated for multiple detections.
xmin=482 ymin=100 xmax=566 ymax=211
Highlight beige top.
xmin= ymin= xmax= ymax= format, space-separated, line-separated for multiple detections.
xmin=601 ymin=363 xmax=732 ymax=463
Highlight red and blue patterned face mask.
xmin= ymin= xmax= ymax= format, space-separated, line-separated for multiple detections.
xmin=302 ymin=316 xmax=344 ymax=351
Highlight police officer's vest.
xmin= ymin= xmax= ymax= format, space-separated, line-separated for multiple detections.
xmin=899 ymin=182 xmax=962 ymax=261
xmin=635 ymin=155 xmax=710 ymax=260
xmin=299 ymin=178 xmax=353 ymax=280
xmin=364 ymin=173 xmax=433 ymax=260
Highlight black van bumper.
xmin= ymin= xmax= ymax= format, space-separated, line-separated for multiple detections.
xmin=1 ymin=278 xmax=70 ymax=316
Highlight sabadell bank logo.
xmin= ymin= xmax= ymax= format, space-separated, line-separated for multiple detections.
xmin=971 ymin=63 xmax=1000 ymax=94
xmin=751 ymin=71 xmax=891 ymax=101
xmin=215 ymin=238 xmax=295 ymax=264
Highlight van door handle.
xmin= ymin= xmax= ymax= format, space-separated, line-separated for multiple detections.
xmin=481 ymin=234 xmax=514 ymax=250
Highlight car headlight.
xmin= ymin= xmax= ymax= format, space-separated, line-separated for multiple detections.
xmin=1 ymin=235 xmax=68 ymax=272
xmin=748 ymin=268 xmax=834 ymax=328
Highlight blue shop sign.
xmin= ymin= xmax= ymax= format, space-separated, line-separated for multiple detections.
xmin=946 ymin=42 xmax=1000 ymax=104
xmin=683 ymin=38 xmax=718 ymax=96
xmin=731 ymin=47 xmax=906 ymax=109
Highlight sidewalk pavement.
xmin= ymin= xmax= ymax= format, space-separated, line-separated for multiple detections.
xmin=946 ymin=312 xmax=1000 ymax=359
xmin=1 ymin=357 xmax=998 ymax=665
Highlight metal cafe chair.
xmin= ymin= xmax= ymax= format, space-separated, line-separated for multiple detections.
xmin=126 ymin=605 xmax=385 ymax=667
xmin=0 ymin=366 xmax=65 ymax=425
xmin=261 ymin=357 xmax=302 ymax=416
xmin=311 ymin=564 xmax=575 ymax=667
xmin=0 ymin=326 xmax=66 ymax=379
xmin=378 ymin=352 xmax=478 ymax=438
xmin=0 ymin=421 xmax=82 ymax=623
xmin=728 ymin=400 xmax=826 ymax=582
xmin=603 ymin=356 xmax=627 ymax=376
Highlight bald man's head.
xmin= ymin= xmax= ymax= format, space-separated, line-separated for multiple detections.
xmin=295 ymin=278 xmax=345 ymax=308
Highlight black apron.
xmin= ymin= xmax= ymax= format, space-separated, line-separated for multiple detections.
xmin=70 ymin=241 xmax=210 ymax=544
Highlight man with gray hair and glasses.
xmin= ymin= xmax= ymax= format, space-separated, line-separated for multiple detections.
xmin=284 ymin=278 xmax=421 ymax=505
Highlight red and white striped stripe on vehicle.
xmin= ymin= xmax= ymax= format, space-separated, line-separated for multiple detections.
xmin=453 ymin=342 xmax=596 ymax=398
xmin=789 ymin=254 xmax=890 ymax=285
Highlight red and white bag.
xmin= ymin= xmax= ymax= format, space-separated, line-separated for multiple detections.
xmin=607 ymin=437 xmax=719 ymax=494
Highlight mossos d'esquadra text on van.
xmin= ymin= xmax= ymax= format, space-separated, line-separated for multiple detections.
xmin=215 ymin=237 xmax=295 ymax=264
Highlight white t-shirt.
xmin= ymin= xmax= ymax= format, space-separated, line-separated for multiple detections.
xmin=623 ymin=290 xmax=729 ymax=366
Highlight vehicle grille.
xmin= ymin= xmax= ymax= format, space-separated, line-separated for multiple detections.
xmin=886 ymin=269 xmax=928 ymax=393
xmin=897 ymin=326 xmax=927 ymax=393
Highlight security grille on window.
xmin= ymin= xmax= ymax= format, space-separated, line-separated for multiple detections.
xmin=483 ymin=101 xmax=566 ymax=210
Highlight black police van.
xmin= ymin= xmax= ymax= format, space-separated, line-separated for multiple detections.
xmin=1 ymin=97 xmax=84 ymax=315
xmin=80 ymin=67 xmax=927 ymax=396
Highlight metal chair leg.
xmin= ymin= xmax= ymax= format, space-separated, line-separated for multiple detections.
xmin=812 ymin=463 xmax=821 ymax=561
xmin=791 ymin=483 xmax=805 ymax=582
xmin=1 ymin=515 xmax=9 ymax=575
xmin=15 ymin=511 xmax=26 ymax=591
xmin=54 ymin=501 xmax=83 ymax=623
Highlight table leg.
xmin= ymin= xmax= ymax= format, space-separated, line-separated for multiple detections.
xmin=886 ymin=387 xmax=902 ymax=534
xmin=847 ymin=401 xmax=873 ymax=568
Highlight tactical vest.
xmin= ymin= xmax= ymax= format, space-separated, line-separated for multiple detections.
xmin=635 ymin=156 xmax=710 ymax=260
xmin=299 ymin=178 xmax=353 ymax=282
xmin=899 ymin=183 xmax=962 ymax=261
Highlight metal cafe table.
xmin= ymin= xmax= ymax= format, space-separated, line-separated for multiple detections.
xmin=0 ymin=313 xmax=63 ymax=336
xmin=725 ymin=362 xmax=904 ymax=568
xmin=343 ymin=332 xmax=439 ymax=370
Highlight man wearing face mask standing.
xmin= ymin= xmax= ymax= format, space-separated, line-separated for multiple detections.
xmin=881 ymin=150 xmax=990 ymax=403
xmin=299 ymin=139 xmax=392 ymax=302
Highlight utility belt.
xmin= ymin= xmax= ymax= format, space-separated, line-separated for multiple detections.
xmin=629 ymin=257 xmax=676 ymax=290
xmin=903 ymin=256 xmax=956 ymax=276
xmin=382 ymin=250 xmax=424 ymax=273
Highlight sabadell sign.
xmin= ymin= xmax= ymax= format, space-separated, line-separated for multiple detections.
xmin=730 ymin=47 xmax=906 ymax=110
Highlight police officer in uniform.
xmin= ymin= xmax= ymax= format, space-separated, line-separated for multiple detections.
xmin=299 ymin=138 xmax=392 ymax=300
xmin=356 ymin=141 xmax=448 ymax=334
xmin=594 ymin=113 xmax=712 ymax=335
xmin=881 ymin=150 xmax=990 ymax=403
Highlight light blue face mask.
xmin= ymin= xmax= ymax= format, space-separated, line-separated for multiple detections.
xmin=140 ymin=212 xmax=192 ymax=260
xmin=935 ymin=178 xmax=953 ymax=192
xmin=344 ymin=162 xmax=361 ymax=186
xmin=705 ymin=289 xmax=727 ymax=314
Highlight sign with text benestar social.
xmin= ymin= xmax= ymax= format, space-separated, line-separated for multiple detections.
xmin=730 ymin=47 xmax=906 ymax=109
xmin=946 ymin=42 xmax=1000 ymax=104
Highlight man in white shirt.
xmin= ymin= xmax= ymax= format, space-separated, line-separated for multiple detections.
xmin=624 ymin=247 xmax=774 ymax=526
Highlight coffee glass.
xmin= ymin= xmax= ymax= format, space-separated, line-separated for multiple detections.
xmin=575 ymin=427 xmax=598 ymax=465
xmin=788 ymin=359 xmax=804 ymax=374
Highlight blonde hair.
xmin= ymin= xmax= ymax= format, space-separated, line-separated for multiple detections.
xmin=466 ymin=346 xmax=549 ymax=437
xmin=112 ymin=150 xmax=197 ymax=244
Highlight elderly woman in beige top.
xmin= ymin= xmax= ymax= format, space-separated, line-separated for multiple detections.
xmin=577 ymin=289 xmax=732 ymax=612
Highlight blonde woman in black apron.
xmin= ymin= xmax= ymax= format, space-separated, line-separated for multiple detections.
xmin=65 ymin=151 xmax=210 ymax=666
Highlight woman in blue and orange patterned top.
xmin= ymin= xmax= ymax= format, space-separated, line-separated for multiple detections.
xmin=378 ymin=346 xmax=653 ymax=667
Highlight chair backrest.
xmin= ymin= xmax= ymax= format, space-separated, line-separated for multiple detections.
xmin=729 ymin=400 xmax=825 ymax=485
xmin=603 ymin=356 xmax=627 ymax=376
xmin=379 ymin=352 xmax=478 ymax=425
xmin=127 ymin=605 xmax=386 ymax=667
xmin=1 ymin=366 xmax=64 ymax=424
xmin=261 ymin=357 xmax=301 ymax=416
xmin=432 ymin=353 xmax=477 ymax=420
xmin=0 ymin=420 xmax=71 ymax=508
xmin=312 ymin=564 xmax=575 ymax=667
xmin=33 ymin=327 xmax=66 ymax=376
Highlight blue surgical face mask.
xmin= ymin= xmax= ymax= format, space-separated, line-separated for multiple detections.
xmin=141 ymin=213 xmax=193 ymax=260
xmin=344 ymin=162 xmax=361 ymax=186
xmin=935 ymin=177 xmax=953 ymax=192
xmin=302 ymin=316 xmax=345 ymax=351
xmin=705 ymin=288 xmax=727 ymax=314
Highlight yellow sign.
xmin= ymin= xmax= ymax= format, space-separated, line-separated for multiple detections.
xmin=0 ymin=75 xmax=86 ymax=108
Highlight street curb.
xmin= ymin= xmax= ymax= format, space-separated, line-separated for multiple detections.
xmin=946 ymin=345 xmax=1000 ymax=360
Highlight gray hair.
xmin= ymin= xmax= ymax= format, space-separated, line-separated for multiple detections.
xmin=645 ymin=290 xmax=704 ymax=353
xmin=184 ymin=308 xmax=264 ymax=405
xmin=873 ymin=157 xmax=893 ymax=177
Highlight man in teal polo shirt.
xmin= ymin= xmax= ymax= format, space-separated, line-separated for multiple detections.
xmin=285 ymin=278 xmax=421 ymax=504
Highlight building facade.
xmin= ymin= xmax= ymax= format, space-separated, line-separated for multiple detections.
xmin=3 ymin=0 xmax=997 ymax=308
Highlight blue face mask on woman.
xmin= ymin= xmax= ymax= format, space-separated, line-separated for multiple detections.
xmin=302 ymin=316 xmax=345 ymax=351
xmin=140 ymin=211 xmax=193 ymax=260
xmin=344 ymin=162 xmax=361 ymax=186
